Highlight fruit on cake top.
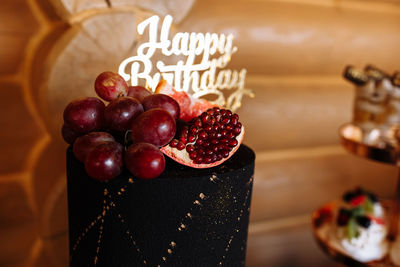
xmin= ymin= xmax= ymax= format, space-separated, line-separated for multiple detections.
xmin=62 ymin=71 xmax=245 ymax=181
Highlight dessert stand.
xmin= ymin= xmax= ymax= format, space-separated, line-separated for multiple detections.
xmin=312 ymin=123 xmax=400 ymax=266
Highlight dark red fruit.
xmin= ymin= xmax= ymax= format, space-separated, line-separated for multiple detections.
xmin=161 ymin=108 xmax=244 ymax=168
xmin=356 ymin=215 xmax=372 ymax=228
xmin=142 ymin=94 xmax=180 ymax=121
xmin=95 ymin=71 xmax=128 ymax=101
xmin=63 ymin=97 xmax=105 ymax=133
xmin=73 ymin=132 xmax=115 ymax=162
xmin=84 ymin=141 xmax=123 ymax=181
xmin=337 ymin=208 xmax=352 ymax=226
xmin=62 ymin=123 xmax=81 ymax=144
xmin=131 ymin=108 xmax=176 ymax=147
xmin=104 ymin=97 xmax=144 ymax=131
xmin=127 ymin=86 xmax=152 ymax=102
xmin=124 ymin=143 xmax=165 ymax=180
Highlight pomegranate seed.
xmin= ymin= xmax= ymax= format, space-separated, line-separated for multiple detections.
xmin=189 ymin=151 xmax=197 ymax=159
xmin=213 ymin=123 xmax=220 ymax=132
xmin=198 ymin=149 xmax=205 ymax=156
xmin=204 ymin=157 xmax=212 ymax=164
xmin=204 ymin=124 xmax=212 ymax=132
xmin=198 ymin=130 xmax=208 ymax=140
xmin=194 ymin=119 xmax=202 ymax=128
xmin=206 ymin=149 xmax=213 ymax=155
xmin=211 ymin=154 xmax=217 ymax=162
xmin=211 ymin=139 xmax=219 ymax=145
xmin=212 ymin=145 xmax=219 ymax=153
xmin=217 ymin=144 xmax=225 ymax=151
xmin=170 ymin=139 xmax=178 ymax=148
xmin=194 ymin=158 xmax=203 ymax=164
xmin=213 ymin=107 xmax=220 ymax=112
xmin=222 ymin=150 xmax=230 ymax=158
xmin=207 ymin=109 xmax=214 ymax=115
xmin=186 ymin=144 xmax=195 ymax=152
xmin=217 ymin=154 xmax=223 ymax=161
xmin=196 ymin=139 xmax=204 ymax=146
xmin=221 ymin=116 xmax=230 ymax=124
xmin=232 ymin=114 xmax=239 ymax=120
xmin=203 ymin=142 xmax=210 ymax=148
xmin=230 ymin=117 xmax=238 ymax=126
xmin=179 ymin=135 xmax=187 ymax=144
xmin=201 ymin=114 xmax=210 ymax=124
xmin=208 ymin=132 xmax=216 ymax=139
xmin=237 ymin=122 xmax=242 ymax=128
xmin=216 ymin=132 xmax=222 ymax=138
xmin=226 ymin=125 xmax=233 ymax=131
xmin=233 ymin=127 xmax=241 ymax=135
xmin=227 ymin=132 xmax=235 ymax=139
xmin=221 ymin=130 xmax=228 ymax=137
xmin=187 ymin=135 xmax=196 ymax=143
xmin=177 ymin=141 xmax=186 ymax=150
xmin=221 ymin=138 xmax=229 ymax=144
xmin=190 ymin=126 xmax=198 ymax=134
xmin=220 ymin=109 xmax=228 ymax=116
xmin=209 ymin=117 xmax=216 ymax=125
xmin=228 ymin=139 xmax=238 ymax=147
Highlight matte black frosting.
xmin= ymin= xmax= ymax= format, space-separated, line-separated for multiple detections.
xmin=67 ymin=145 xmax=255 ymax=267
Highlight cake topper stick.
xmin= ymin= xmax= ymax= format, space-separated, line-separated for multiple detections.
xmin=118 ymin=14 xmax=253 ymax=111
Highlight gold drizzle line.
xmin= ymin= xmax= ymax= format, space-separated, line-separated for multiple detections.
xmin=218 ymin=175 xmax=254 ymax=267
xmin=71 ymin=180 xmax=134 ymax=262
xmin=115 ymin=211 xmax=148 ymax=265
xmin=93 ymin=218 xmax=105 ymax=266
xmin=156 ymin=189 xmax=213 ymax=266
xmin=72 ymin=189 xmax=110 ymax=252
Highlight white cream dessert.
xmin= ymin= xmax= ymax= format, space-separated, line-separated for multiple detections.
xmin=328 ymin=188 xmax=389 ymax=263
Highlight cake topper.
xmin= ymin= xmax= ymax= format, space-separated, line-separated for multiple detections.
xmin=118 ymin=15 xmax=253 ymax=112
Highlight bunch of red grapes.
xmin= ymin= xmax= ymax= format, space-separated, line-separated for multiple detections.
xmin=62 ymin=71 xmax=180 ymax=181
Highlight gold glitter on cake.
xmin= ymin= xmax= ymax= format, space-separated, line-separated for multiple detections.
xmin=217 ymin=175 xmax=254 ymax=266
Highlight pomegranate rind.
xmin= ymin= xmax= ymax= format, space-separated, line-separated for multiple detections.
xmin=155 ymin=80 xmax=217 ymax=122
xmin=160 ymin=126 xmax=245 ymax=169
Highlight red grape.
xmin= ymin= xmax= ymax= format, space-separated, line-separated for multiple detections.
xmin=61 ymin=123 xmax=81 ymax=144
xmin=124 ymin=143 xmax=165 ymax=179
xmin=73 ymin=132 xmax=115 ymax=162
xmin=104 ymin=97 xmax=144 ymax=131
xmin=63 ymin=97 xmax=104 ymax=133
xmin=95 ymin=72 xmax=128 ymax=101
xmin=127 ymin=86 xmax=152 ymax=102
xmin=142 ymin=94 xmax=180 ymax=121
xmin=85 ymin=141 xmax=123 ymax=181
xmin=131 ymin=108 xmax=176 ymax=147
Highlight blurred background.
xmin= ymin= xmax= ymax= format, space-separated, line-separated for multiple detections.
xmin=1 ymin=0 xmax=400 ymax=266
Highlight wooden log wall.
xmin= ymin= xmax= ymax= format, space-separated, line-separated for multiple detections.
xmin=0 ymin=0 xmax=399 ymax=266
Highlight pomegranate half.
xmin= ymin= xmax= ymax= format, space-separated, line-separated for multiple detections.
xmin=161 ymin=107 xmax=244 ymax=168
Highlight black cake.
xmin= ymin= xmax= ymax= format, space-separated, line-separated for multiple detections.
xmin=67 ymin=144 xmax=255 ymax=267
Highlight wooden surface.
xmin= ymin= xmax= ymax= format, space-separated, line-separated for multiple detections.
xmin=0 ymin=0 xmax=400 ymax=266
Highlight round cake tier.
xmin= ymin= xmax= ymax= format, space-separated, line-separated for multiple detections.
xmin=66 ymin=145 xmax=255 ymax=267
